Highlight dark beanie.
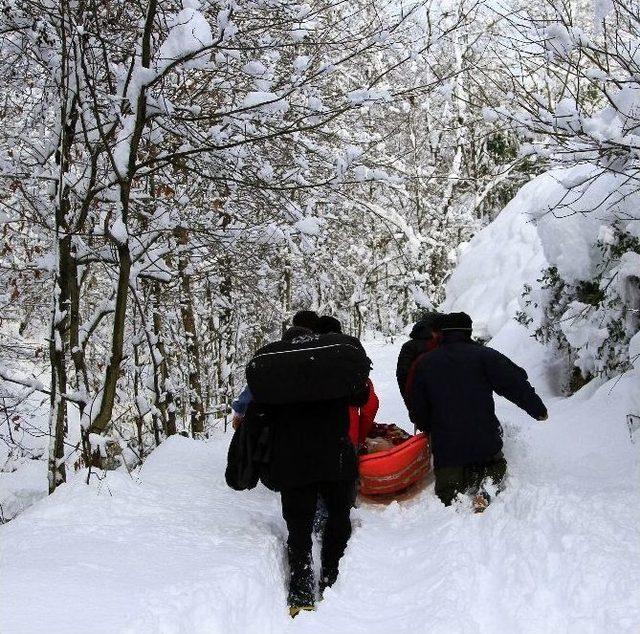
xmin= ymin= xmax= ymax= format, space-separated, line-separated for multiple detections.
xmin=441 ymin=312 xmax=473 ymax=331
xmin=292 ymin=310 xmax=319 ymax=331
xmin=316 ymin=315 xmax=342 ymax=334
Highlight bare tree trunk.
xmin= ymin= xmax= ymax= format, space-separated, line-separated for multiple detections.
xmin=354 ymin=301 xmax=363 ymax=339
xmin=204 ymin=279 xmax=215 ymax=413
xmin=48 ymin=7 xmax=78 ymax=491
xmin=68 ymin=256 xmax=95 ymax=466
xmin=208 ymin=270 xmax=234 ymax=427
xmin=280 ymin=247 xmax=292 ymax=335
xmin=152 ymin=282 xmax=177 ymax=437
xmin=48 ymin=232 xmax=70 ymax=493
xmin=89 ymin=0 xmax=157 ymax=437
xmin=175 ymin=226 xmax=206 ymax=435
xmin=132 ymin=333 xmax=148 ymax=454
xmin=90 ymin=242 xmax=132 ymax=435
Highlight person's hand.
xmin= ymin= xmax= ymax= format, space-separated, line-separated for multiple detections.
xmin=537 ymin=412 xmax=548 ymax=421
xmin=232 ymin=414 xmax=243 ymax=430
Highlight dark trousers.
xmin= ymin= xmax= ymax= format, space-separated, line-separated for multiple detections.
xmin=280 ymin=480 xmax=355 ymax=606
xmin=434 ymin=452 xmax=507 ymax=506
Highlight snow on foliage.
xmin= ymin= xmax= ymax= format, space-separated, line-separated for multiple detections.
xmin=242 ymin=60 xmax=267 ymax=77
xmin=6 ymin=0 xmax=471 ymax=494
xmin=294 ymin=216 xmax=322 ymax=236
xmin=109 ymin=217 xmax=129 ymax=245
xmin=157 ymin=6 xmax=214 ymax=71
xmin=443 ymin=177 xmax=548 ymax=339
xmin=445 ymin=164 xmax=640 ymax=388
xmin=242 ymin=91 xmax=289 ymax=113
xmin=346 ymin=88 xmax=392 ymax=105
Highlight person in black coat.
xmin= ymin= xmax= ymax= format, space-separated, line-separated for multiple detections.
xmin=396 ymin=312 xmax=443 ymax=403
xmin=260 ymin=326 xmax=369 ymax=614
xmin=409 ymin=312 xmax=548 ymax=509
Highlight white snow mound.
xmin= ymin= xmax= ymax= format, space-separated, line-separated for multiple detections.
xmin=443 ymin=164 xmax=640 ymax=340
xmin=443 ymin=175 xmax=548 ymax=339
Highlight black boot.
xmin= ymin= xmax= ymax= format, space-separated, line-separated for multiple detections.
xmin=319 ymin=564 xmax=338 ymax=598
xmin=287 ymin=548 xmax=315 ymax=610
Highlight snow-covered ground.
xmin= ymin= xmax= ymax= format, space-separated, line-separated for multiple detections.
xmin=2 ymin=336 xmax=639 ymax=633
xmin=0 ymin=342 xmax=50 ymax=522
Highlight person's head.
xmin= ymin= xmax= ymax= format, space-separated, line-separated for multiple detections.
xmin=316 ymin=315 xmax=342 ymax=334
xmin=292 ymin=310 xmax=319 ymax=332
xmin=440 ymin=312 xmax=473 ymax=338
xmin=410 ymin=312 xmax=444 ymax=340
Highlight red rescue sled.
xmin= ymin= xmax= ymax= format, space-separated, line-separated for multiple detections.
xmin=359 ymin=428 xmax=431 ymax=496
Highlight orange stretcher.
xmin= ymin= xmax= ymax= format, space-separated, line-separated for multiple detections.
xmin=358 ymin=431 xmax=431 ymax=496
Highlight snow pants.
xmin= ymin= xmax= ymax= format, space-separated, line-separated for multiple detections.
xmin=280 ymin=480 xmax=356 ymax=606
xmin=434 ymin=451 xmax=507 ymax=506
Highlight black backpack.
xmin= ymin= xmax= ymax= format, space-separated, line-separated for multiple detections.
xmin=246 ymin=333 xmax=371 ymax=405
xmin=225 ymin=405 xmax=277 ymax=492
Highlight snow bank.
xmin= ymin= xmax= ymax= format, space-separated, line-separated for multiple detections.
xmin=1 ymin=436 xmax=288 ymax=633
xmin=442 ymin=175 xmax=549 ymax=339
xmin=0 ymin=354 xmax=54 ymax=523
xmin=488 ymin=320 xmax=566 ymax=397
xmin=630 ymin=331 xmax=640 ymax=371
xmin=0 ymin=459 xmax=47 ymax=522
xmin=444 ymin=165 xmax=639 ymax=335
xmin=443 ymin=164 xmax=640 ymax=382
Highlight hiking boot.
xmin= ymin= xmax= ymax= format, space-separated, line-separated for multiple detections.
xmin=289 ymin=605 xmax=316 ymax=618
xmin=472 ymin=491 xmax=491 ymax=513
xmin=319 ymin=566 xmax=338 ymax=599
xmin=287 ymin=549 xmax=314 ymax=608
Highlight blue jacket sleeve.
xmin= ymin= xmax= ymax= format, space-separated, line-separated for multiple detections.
xmin=232 ymin=385 xmax=253 ymax=417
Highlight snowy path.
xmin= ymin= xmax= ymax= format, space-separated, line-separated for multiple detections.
xmin=2 ymin=340 xmax=640 ymax=633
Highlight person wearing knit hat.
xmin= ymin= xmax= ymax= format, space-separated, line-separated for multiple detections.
xmin=396 ymin=312 xmax=444 ymax=404
xmin=408 ymin=311 xmax=548 ymax=512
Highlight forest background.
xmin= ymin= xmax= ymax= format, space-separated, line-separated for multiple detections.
xmin=0 ymin=0 xmax=638 ymax=515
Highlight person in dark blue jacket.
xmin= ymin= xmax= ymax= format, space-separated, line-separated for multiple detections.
xmin=409 ymin=312 xmax=548 ymax=510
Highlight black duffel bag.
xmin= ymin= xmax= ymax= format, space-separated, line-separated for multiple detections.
xmin=225 ymin=404 xmax=277 ymax=491
xmin=246 ymin=333 xmax=371 ymax=405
